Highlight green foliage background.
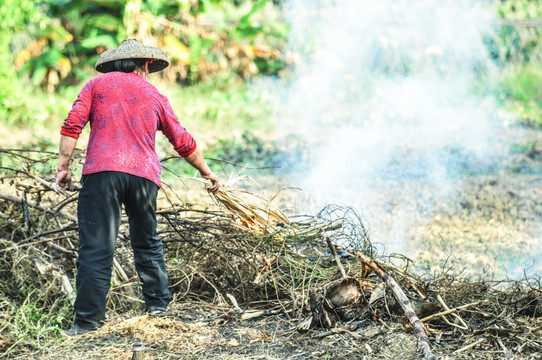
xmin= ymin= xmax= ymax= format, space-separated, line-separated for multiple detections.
xmin=491 ymin=0 xmax=542 ymax=125
xmin=0 ymin=0 xmax=541 ymax=141
xmin=0 ymin=0 xmax=288 ymax=131
xmin=0 ymin=0 xmax=42 ymax=124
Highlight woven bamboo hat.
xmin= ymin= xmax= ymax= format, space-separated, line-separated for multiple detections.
xmin=95 ymin=38 xmax=169 ymax=73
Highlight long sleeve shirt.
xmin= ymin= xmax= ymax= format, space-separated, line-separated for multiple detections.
xmin=61 ymin=71 xmax=196 ymax=187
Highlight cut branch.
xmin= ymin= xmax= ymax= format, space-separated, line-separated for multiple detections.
xmin=0 ymin=192 xmax=77 ymax=222
xmin=1 ymin=232 xmax=77 ymax=253
xmin=355 ymin=251 xmax=438 ymax=360
xmin=326 ymin=237 xmax=347 ymax=279
xmin=420 ymin=299 xmax=490 ymax=323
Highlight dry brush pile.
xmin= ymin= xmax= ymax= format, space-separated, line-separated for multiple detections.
xmin=0 ymin=148 xmax=541 ymax=359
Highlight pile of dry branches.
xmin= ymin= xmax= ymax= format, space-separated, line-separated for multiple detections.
xmin=1 ymin=148 xmax=541 ymax=359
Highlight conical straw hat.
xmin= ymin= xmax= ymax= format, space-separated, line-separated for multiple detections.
xmin=95 ymin=38 xmax=169 ymax=73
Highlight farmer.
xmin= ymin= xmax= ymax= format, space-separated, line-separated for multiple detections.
xmin=55 ymin=38 xmax=220 ymax=336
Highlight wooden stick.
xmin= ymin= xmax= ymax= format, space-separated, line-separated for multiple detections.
xmin=34 ymin=257 xmax=76 ymax=304
xmin=453 ymin=338 xmax=485 ymax=354
xmin=0 ymin=192 xmax=77 ymax=222
xmin=355 ymin=251 xmax=438 ymax=360
xmin=19 ymin=226 xmax=78 ymax=245
xmin=61 ymin=273 xmax=76 ymax=305
xmin=436 ymin=294 xmax=468 ymax=330
xmin=48 ymin=241 xmax=75 ymax=254
xmin=326 ymin=237 xmax=347 ymax=279
xmin=420 ymin=299 xmax=489 ymax=323
xmin=113 ymin=256 xmax=137 ymax=300
xmin=23 ymin=170 xmax=57 ymax=192
xmin=0 ymin=233 xmax=76 ymax=253
xmin=226 ymin=293 xmax=242 ymax=312
xmin=131 ymin=343 xmax=146 ymax=360
xmin=296 ymin=220 xmax=343 ymax=237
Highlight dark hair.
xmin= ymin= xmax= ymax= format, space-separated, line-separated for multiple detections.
xmin=113 ymin=58 xmax=148 ymax=73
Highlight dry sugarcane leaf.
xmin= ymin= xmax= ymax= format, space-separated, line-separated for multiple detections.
xmin=209 ymin=176 xmax=289 ymax=235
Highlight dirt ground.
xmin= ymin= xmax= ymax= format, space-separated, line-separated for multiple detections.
xmin=13 ymin=302 xmax=425 ymax=360
xmin=10 ymin=296 xmax=542 ymax=360
xmin=406 ymin=125 xmax=542 ymax=281
xmin=2 ymin=125 xmax=542 ymax=360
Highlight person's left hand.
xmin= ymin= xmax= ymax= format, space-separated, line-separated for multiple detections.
xmin=55 ymin=169 xmax=73 ymax=196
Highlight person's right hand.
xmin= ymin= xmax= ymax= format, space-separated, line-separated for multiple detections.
xmin=55 ymin=169 xmax=73 ymax=196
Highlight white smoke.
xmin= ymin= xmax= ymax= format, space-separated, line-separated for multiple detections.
xmin=268 ymin=0 xmax=502 ymax=254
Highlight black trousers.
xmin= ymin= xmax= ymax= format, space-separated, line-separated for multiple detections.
xmin=74 ymin=171 xmax=169 ymax=329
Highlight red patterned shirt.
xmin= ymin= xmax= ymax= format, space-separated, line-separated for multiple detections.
xmin=61 ymin=71 xmax=196 ymax=187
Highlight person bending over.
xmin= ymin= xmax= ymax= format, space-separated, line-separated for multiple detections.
xmin=55 ymin=38 xmax=220 ymax=336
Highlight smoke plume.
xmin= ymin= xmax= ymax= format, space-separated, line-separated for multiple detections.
xmin=270 ymin=0 xmax=503 ymax=254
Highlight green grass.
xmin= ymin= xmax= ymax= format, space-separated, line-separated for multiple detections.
xmin=497 ymin=62 xmax=542 ymax=127
xmin=0 ymin=253 xmax=73 ymax=356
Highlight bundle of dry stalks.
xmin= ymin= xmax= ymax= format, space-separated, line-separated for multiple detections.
xmin=207 ymin=175 xmax=289 ymax=235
